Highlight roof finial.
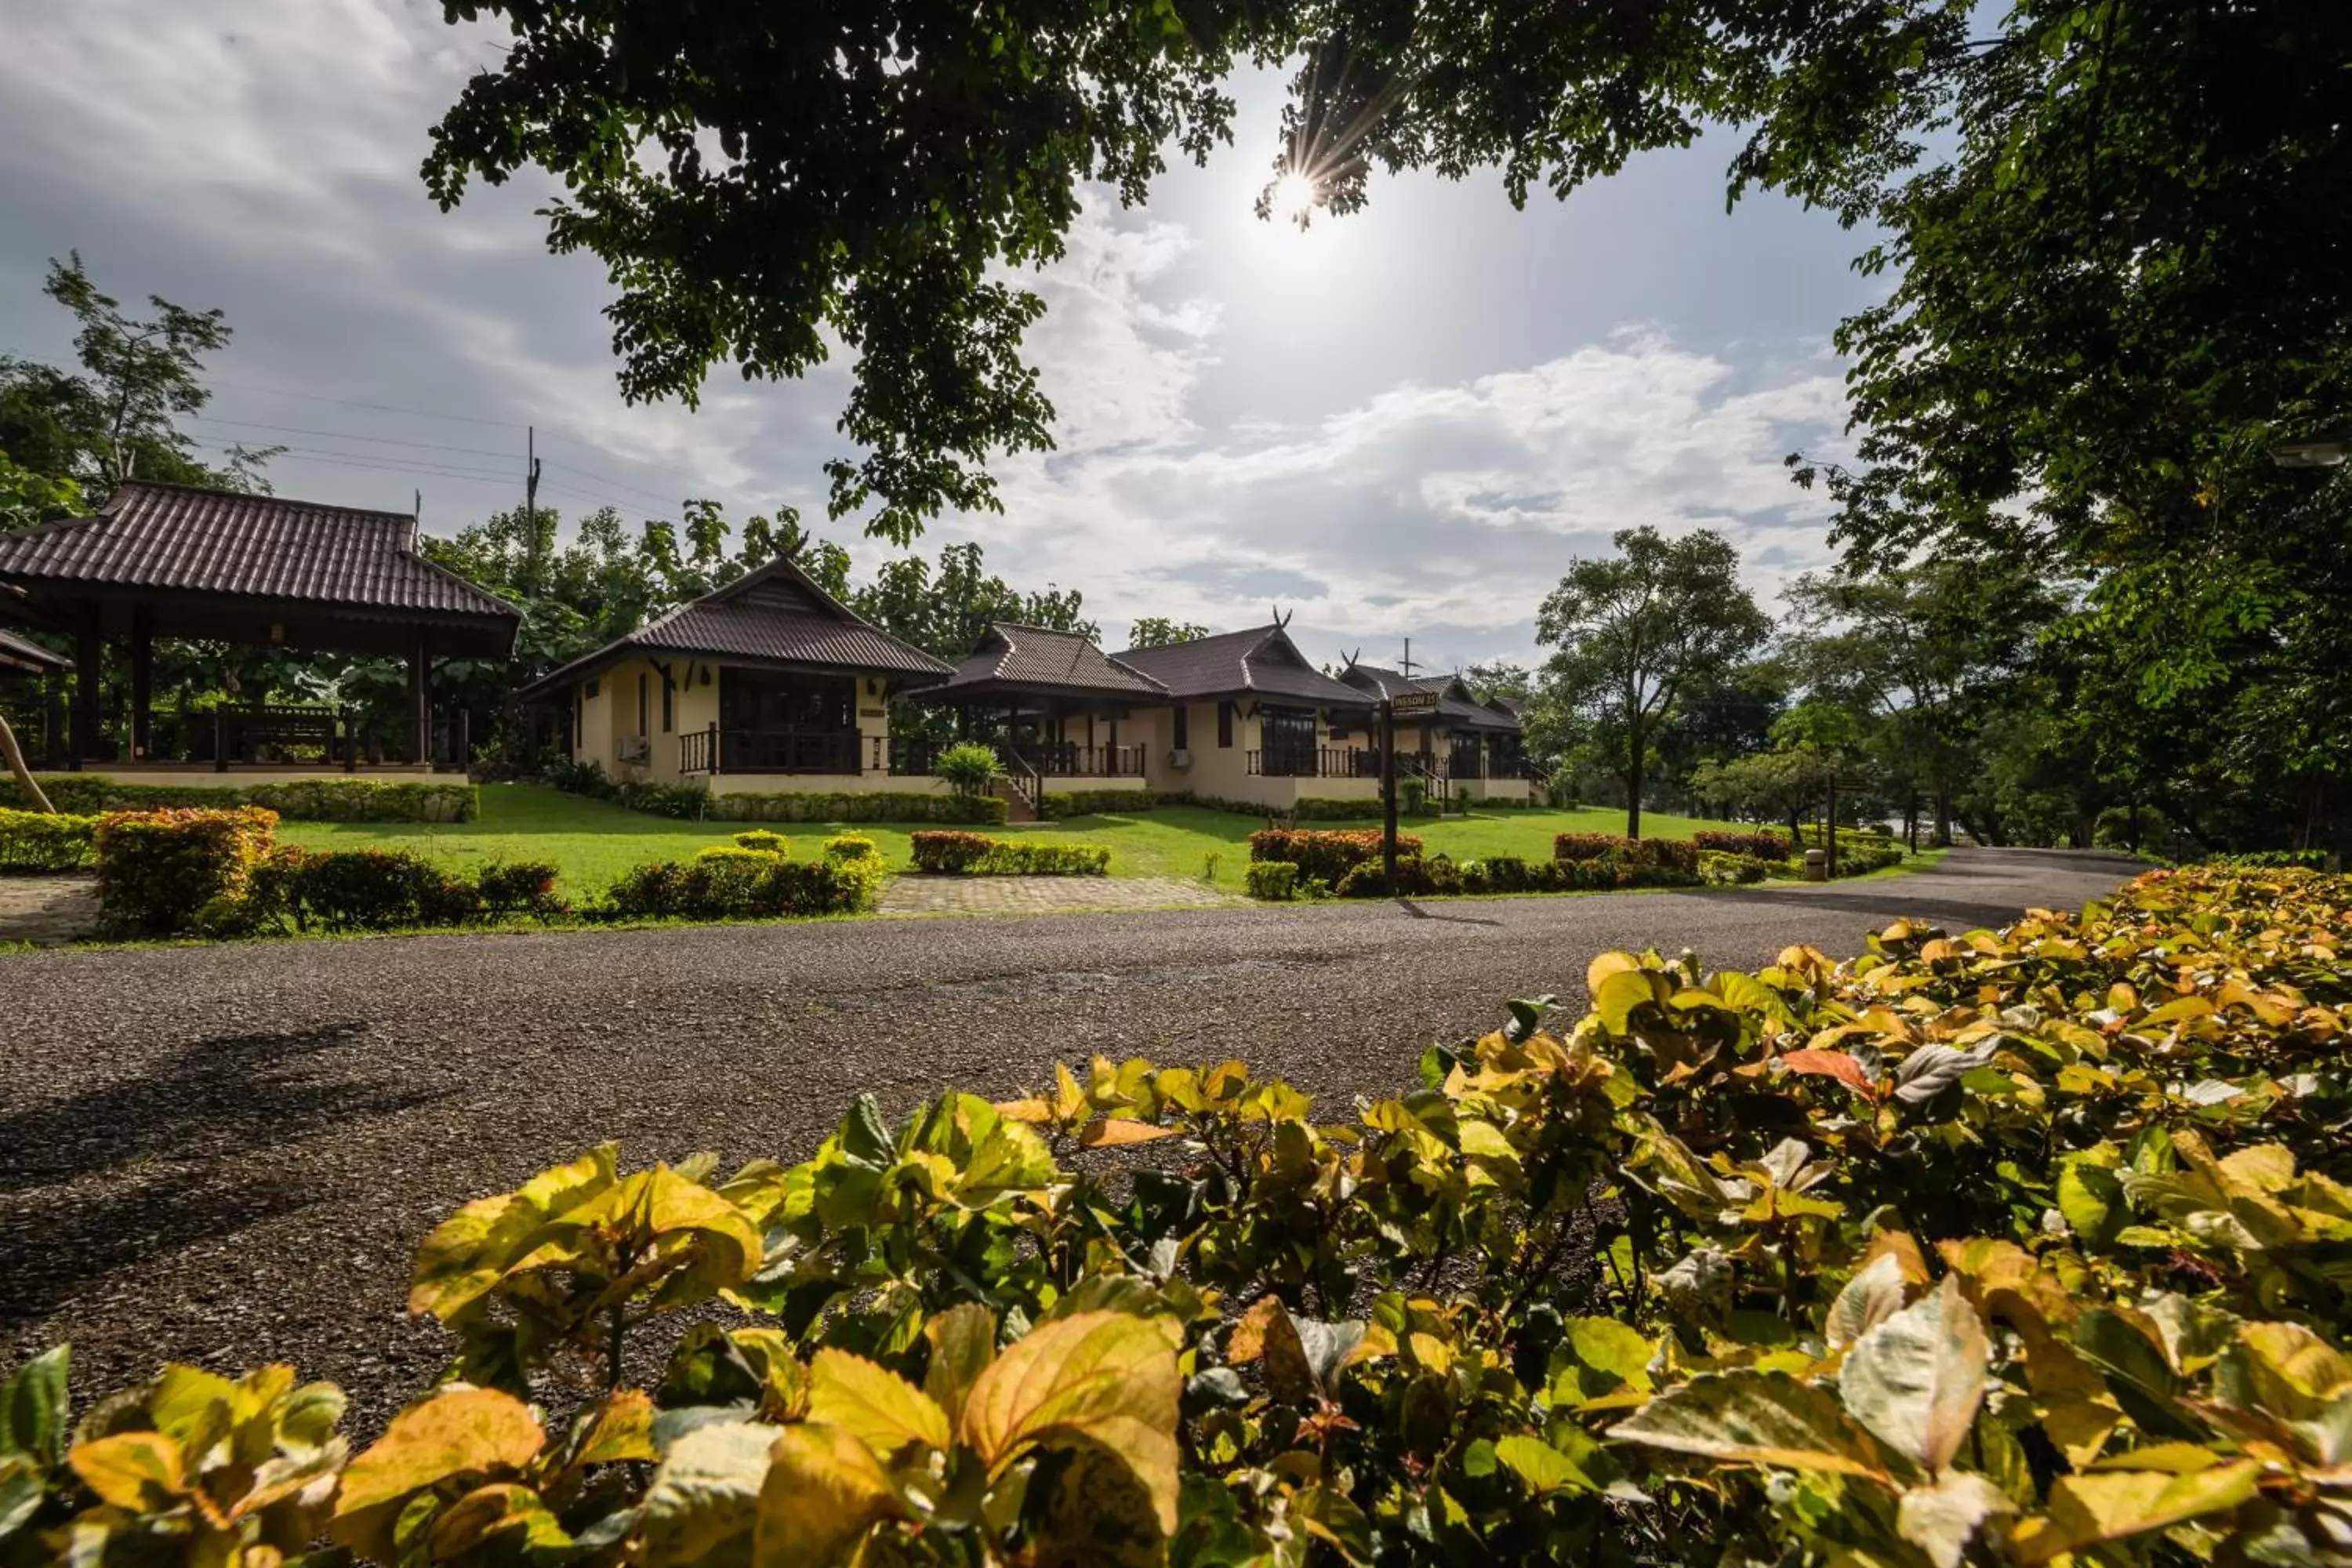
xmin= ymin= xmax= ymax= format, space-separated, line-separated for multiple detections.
xmin=1271 ymin=603 xmax=1294 ymax=629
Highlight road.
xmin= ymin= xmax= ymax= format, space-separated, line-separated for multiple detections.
xmin=0 ymin=846 xmax=2132 ymax=1427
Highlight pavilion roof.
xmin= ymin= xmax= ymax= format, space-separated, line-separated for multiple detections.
xmin=0 ymin=481 xmax=519 ymax=656
xmin=1111 ymin=624 xmax=1368 ymax=708
xmin=920 ymin=623 xmax=1167 ymax=704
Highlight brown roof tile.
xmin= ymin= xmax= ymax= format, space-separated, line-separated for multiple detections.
xmin=0 ymin=481 xmax=518 ymax=624
xmin=926 ymin=623 xmax=1167 ymax=700
xmin=1112 ymin=625 xmax=1369 ymax=707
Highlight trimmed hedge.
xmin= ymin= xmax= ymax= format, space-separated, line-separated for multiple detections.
xmin=0 ymin=808 xmax=96 ymax=872
xmin=0 ymin=776 xmax=477 ymax=822
xmin=1038 ymin=788 xmax=1165 ymax=818
xmin=1247 ymin=828 xmax=1423 ymax=884
xmin=605 ymin=850 xmax=884 ymax=920
xmin=1244 ymin=860 xmax=1300 ymax=900
xmin=1336 ymin=841 xmax=1708 ymax=898
xmin=910 ymin=830 xmax=1109 ymax=876
xmin=706 ymin=789 xmax=1004 ymax=826
xmin=1692 ymin=828 xmax=1791 ymax=858
xmin=93 ymin=807 xmax=278 ymax=936
xmin=1700 ymin=848 xmax=1774 ymax=884
xmin=1552 ymin=831 xmax=1626 ymax=860
xmin=822 ymin=833 xmax=880 ymax=863
xmin=732 ymin=829 xmax=789 ymax=853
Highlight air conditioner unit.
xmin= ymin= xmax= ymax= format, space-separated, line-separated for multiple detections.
xmin=615 ymin=735 xmax=650 ymax=763
xmin=1166 ymin=748 xmax=1192 ymax=770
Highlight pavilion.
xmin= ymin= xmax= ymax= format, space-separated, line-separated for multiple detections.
xmin=0 ymin=480 xmax=519 ymax=771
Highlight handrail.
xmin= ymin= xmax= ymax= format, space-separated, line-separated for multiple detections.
xmin=993 ymin=743 xmax=1042 ymax=810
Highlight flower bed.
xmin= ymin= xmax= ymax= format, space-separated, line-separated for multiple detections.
xmin=10 ymin=866 xmax=2342 ymax=1566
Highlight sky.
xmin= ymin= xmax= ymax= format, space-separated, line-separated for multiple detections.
xmin=0 ymin=0 xmax=1882 ymax=673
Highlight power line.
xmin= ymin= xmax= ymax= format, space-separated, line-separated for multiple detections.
xmin=539 ymin=457 xmax=681 ymax=509
xmin=205 ymin=379 xmax=529 ymax=431
xmin=196 ymin=442 xmax=521 ymax=487
xmin=187 ymin=414 xmax=521 ymax=463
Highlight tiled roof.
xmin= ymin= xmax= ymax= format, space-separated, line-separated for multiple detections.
xmin=927 ymin=623 xmax=1167 ymax=699
xmin=1112 ymin=625 xmax=1369 ymax=706
xmin=517 ymin=556 xmax=951 ymax=697
xmin=0 ymin=623 xmax=68 ymax=673
xmin=0 ymin=481 xmax=517 ymax=623
xmin=1338 ymin=663 xmax=1521 ymax=731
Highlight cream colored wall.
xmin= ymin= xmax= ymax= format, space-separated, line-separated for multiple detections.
xmin=713 ymin=772 xmax=953 ymax=797
xmin=40 ymin=767 xmax=435 ymax=786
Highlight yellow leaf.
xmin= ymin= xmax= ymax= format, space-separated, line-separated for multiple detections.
xmin=753 ymin=1422 xmax=902 ymax=1568
xmin=1594 ymin=968 xmax=1661 ymax=1035
xmin=1226 ymin=1295 xmax=1280 ymax=1364
xmin=1051 ymin=1062 xmax=1087 ymax=1122
xmin=70 ymin=1432 xmax=185 ymax=1512
xmin=807 ymin=1351 xmax=951 ymax=1462
xmin=960 ymin=1311 xmax=1183 ymax=1535
xmin=336 ymin=1388 xmax=546 ymax=1515
xmin=2012 ymin=1460 xmax=2259 ymax=1563
xmin=923 ymin=1305 xmax=997 ymax=1431
xmin=574 ymin=1389 xmax=660 ymax=1468
xmin=1586 ymin=950 xmax=1643 ymax=1000
xmin=993 ymin=1098 xmax=1052 ymax=1123
xmin=1078 ymin=1118 xmax=1181 ymax=1149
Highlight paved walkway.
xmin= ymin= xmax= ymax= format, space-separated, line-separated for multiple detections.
xmin=0 ymin=876 xmax=97 ymax=946
xmin=879 ymin=873 xmax=1240 ymax=916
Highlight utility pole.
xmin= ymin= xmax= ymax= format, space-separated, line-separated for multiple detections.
xmin=1399 ymin=637 xmax=1417 ymax=678
xmin=1381 ymin=696 xmax=1399 ymax=895
xmin=524 ymin=425 xmax=546 ymax=595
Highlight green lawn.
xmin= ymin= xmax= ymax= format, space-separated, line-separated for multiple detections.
xmin=278 ymin=786 xmax=1759 ymax=898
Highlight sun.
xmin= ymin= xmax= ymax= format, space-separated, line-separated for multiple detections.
xmin=1269 ymin=170 xmax=1319 ymax=227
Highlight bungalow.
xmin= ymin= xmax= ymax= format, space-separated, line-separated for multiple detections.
xmin=1334 ymin=663 xmax=1534 ymax=804
xmin=916 ymin=623 xmax=1163 ymax=810
xmin=520 ymin=557 xmax=954 ymax=793
xmin=1109 ymin=622 xmax=1381 ymax=808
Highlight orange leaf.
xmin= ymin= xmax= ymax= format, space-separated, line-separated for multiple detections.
xmin=1779 ymin=1048 xmax=1877 ymax=1098
xmin=1077 ymin=1118 xmax=1179 ymax=1149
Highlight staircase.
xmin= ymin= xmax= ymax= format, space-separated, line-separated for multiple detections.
xmin=990 ymin=775 xmax=1038 ymax=823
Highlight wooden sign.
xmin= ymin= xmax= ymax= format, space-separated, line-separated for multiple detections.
xmin=1390 ymin=690 xmax=1440 ymax=717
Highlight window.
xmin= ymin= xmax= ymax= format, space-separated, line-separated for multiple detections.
xmin=1217 ymin=701 xmax=1234 ymax=748
xmin=637 ymin=672 xmax=650 ymax=736
xmin=584 ymin=678 xmax=600 ymax=699
xmin=1171 ymin=704 xmax=1189 ymax=750
xmin=720 ymin=669 xmax=856 ymax=732
xmin=661 ymin=675 xmax=673 ymax=733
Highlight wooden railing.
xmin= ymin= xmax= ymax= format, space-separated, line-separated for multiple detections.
xmin=1006 ymin=741 xmax=1148 ymax=778
xmin=1246 ymin=746 xmax=1380 ymax=779
xmin=140 ymin=705 xmax=466 ymax=771
xmin=679 ymin=726 xmax=862 ymax=775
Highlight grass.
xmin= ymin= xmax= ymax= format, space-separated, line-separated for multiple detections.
xmin=274 ymin=786 xmax=1773 ymax=898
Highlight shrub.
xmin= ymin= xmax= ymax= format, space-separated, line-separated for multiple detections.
xmin=972 ymin=841 xmax=1110 ymax=876
xmin=1700 ymin=849 xmax=1773 ymax=884
xmin=475 ymin=860 xmax=563 ymax=918
xmin=1248 ymin=828 xmax=1422 ymax=884
xmin=1038 ymin=788 xmax=1164 ymax=818
xmin=909 ymin=829 xmax=996 ymax=873
xmin=1552 ymin=830 xmax=1628 ymax=860
xmin=822 ymin=832 xmax=880 ymax=863
xmin=934 ymin=741 xmax=1000 ymax=800
xmin=1243 ymin=860 xmax=1299 ymax=900
xmin=264 ymin=848 xmax=481 ymax=931
xmin=0 ymin=776 xmax=475 ymax=822
xmin=732 ymin=829 xmax=789 ymax=853
xmin=703 ymin=790 xmax=1004 ymax=825
xmin=604 ymin=852 xmax=884 ymax=920
xmin=1334 ymin=855 xmax=1438 ymax=896
xmin=1693 ymin=828 xmax=1790 ymax=858
xmin=92 ymin=807 xmax=277 ymax=936
xmin=2214 ymin=848 xmax=2332 ymax=869
xmin=13 ymin=866 xmax=2350 ymax=1568
xmin=0 ymin=808 xmax=96 ymax=872
xmin=1399 ymin=776 xmax=1427 ymax=814
xmin=543 ymin=755 xmax=619 ymax=799
xmin=615 ymin=780 xmax=711 ymax=819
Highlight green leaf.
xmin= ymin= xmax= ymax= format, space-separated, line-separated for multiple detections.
xmin=1566 ymin=1318 xmax=1655 ymax=1392
xmin=0 ymin=1346 xmax=67 ymax=1468
xmin=1594 ymin=968 xmax=1660 ymax=1034
xmin=1294 ymin=1480 xmax=1376 ymax=1561
xmin=2057 ymin=1159 xmax=2126 ymax=1249
xmin=641 ymin=1419 xmax=777 ymax=1568
xmin=1608 ymin=1370 xmax=1895 ymax=1480
xmin=1838 ymin=1275 xmax=1987 ymax=1475
xmin=923 ymin=1305 xmax=997 ymax=1432
xmin=1495 ymin=1433 xmax=1599 ymax=1497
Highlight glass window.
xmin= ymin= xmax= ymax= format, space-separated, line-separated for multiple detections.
xmin=1172 ymin=704 xmax=1189 ymax=750
xmin=720 ymin=669 xmax=857 ymax=731
xmin=1217 ymin=701 xmax=1234 ymax=748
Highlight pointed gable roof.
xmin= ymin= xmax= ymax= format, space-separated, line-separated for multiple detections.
xmin=0 ymin=622 xmax=69 ymax=675
xmin=924 ymin=622 xmax=1167 ymax=702
xmin=1112 ymin=624 xmax=1368 ymax=707
xmin=516 ymin=555 xmax=951 ymax=698
xmin=1336 ymin=662 xmax=1521 ymax=731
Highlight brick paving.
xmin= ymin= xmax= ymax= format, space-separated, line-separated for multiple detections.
xmin=879 ymin=873 xmax=1241 ymax=916
xmin=0 ymin=876 xmax=97 ymax=946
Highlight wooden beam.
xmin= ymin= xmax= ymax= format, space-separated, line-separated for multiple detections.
xmin=70 ymin=600 xmax=100 ymax=770
xmin=410 ymin=642 xmax=430 ymax=768
xmin=129 ymin=604 xmax=154 ymax=760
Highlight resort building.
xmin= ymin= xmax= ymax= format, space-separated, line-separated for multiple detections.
xmin=1334 ymin=662 xmax=1534 ymax=804
xmin=1109 ymin=623 xmax=1381 ymax=809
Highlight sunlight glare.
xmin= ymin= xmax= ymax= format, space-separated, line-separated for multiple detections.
xmin=1271 ymin=170 xmax=1319 ymax=227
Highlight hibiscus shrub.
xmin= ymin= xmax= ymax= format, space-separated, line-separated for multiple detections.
xmin=8 ymin=866 xmax=2352 ymax=1568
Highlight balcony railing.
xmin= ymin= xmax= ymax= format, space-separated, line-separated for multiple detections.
xmin=138 ymin=705 xmax=467 ymax=771
xmin=679 ymin=726 xmax=862 ymax=775
xmin=1246 ymin=746 xmax=1380 ymax=779
xmin=1005 ymin=741 xmax=1148 ymax=779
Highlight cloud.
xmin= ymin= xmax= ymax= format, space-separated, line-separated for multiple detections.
xmin=0 ymin=0 xmax=1859 ymax=675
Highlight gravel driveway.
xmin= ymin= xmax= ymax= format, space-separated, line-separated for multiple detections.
xmin=0 ymin=846 xmax=2131 ymax=1429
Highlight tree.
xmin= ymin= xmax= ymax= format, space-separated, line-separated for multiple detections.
xmin=1461 ymin=659 xmax=1534 ymax=706
xmin=1534 ymin=527 xmax=1770 ymax=838
xmin=2 ymin=256 xmax=274 ymax=501
xmin=1125 ymin=618 xmax=1210 ymax=650
xmin=1784 ymin=557 xmax=2060 ymax=846
xmin=851 ymin=543 xmax=1094 ymax=666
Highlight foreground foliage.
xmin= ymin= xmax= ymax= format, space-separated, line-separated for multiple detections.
xmin=9 ymin=866 xmax=2351 ymax=1566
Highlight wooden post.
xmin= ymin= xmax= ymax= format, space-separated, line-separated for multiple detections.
xmin=456 ymin=707 xmax=471 ymax=775
xmin=1381 ymin=699 xmax=1399 ymax=895
xmin=409 ymin=643 xmax=430 ymax=768
xmin=706 ymin=720 xmax=720 ymax=778
xmin=1826 ymin=776 xmax=1839 ymax=879
xmin=43 ymin=677 xmax=64 ymax=769
xmin=213 ymin=708 xmax=227 ymax=772
xmin=129 ymin=605 xmax=153 ymax=760
xmin=70 ymin=601 xmax=100 ymax=771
